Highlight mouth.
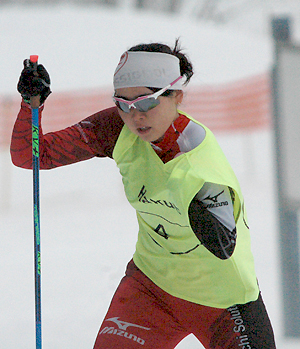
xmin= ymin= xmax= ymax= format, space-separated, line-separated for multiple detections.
xmin=137 ymin=126 xmax=151 ymax=134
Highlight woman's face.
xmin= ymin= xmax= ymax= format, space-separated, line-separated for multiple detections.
xmin=115 ymin=86 xmax=183 ymax=142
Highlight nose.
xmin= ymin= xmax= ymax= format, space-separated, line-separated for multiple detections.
xmin=130 ymin=108 xmax=146 ymax=120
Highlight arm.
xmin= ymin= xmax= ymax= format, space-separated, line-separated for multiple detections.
xmin=10 ymin=101 xmax=124 ymax=169
xmin=188 ymin=183 xmax=237 ymax=260
xmin=11 ymin=58 xmax=124 ymax=169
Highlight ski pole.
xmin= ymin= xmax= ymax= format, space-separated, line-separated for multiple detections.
xmin=30 ymin=54 xmax=42 ymax=349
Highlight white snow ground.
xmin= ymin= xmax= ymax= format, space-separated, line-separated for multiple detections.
xmin=1 ymin=3 xmax=300 ymax=348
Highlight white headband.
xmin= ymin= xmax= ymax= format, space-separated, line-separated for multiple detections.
xmin=113 ymin=51 xmax=183 ymax=90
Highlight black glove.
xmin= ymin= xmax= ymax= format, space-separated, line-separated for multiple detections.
xmin=17 ymin=59 xmax=51 ymax=105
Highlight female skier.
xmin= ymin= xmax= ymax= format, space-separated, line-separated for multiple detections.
xmin=11 ymin=40 xmax=276 ymax=349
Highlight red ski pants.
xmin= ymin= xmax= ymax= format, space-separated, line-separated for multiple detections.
xmin=94 ymin=260 xmax=276 ymax=349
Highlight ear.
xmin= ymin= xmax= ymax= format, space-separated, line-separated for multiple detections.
xmin=175 ymin=90 xmax=184 ymax=105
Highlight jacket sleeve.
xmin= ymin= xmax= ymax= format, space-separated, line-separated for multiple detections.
xmin=10 ymin=101 xmax=124 ymax=169
xmin=188 ymin=183 xmax=237 ymax=260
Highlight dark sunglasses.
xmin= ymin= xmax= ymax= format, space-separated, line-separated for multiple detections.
xmin=112 ymin=76 xmax=182 ymax=113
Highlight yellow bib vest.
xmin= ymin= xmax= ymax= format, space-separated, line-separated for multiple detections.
xmin=113 ymin=111 xmax=259 ymax=308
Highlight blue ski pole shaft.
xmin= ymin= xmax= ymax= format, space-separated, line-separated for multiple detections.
xmin=30 ymin=54 xmax=42 ymax=349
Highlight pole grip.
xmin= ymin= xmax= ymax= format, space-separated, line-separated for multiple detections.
xmin=30 ymin=55 xmax=40 ymax=109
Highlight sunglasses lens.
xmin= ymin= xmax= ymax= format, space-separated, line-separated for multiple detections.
xmin=115 ymin=100 xmax=130 ymax=113
xmin=113 ymin=96 xmax=160 ymax=113
xmin=135 ymin=98 xmax=160 ymax=112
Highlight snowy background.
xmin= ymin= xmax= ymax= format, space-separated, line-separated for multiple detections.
xmin=1 ymin=2 xmax=300 ymax=348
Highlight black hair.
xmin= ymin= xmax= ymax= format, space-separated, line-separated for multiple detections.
xmin=128 ymin=38 xmax=193 ymax=96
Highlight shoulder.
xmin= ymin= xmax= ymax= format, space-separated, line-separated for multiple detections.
xmin=77 ymin=106 xmax=124 ymax=158
xmin=79 ymin=106 xmax=123 ymax=130
xmin=177 ymin=117 xmax=206 ymax=153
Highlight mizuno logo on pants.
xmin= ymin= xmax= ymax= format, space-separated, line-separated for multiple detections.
xmin=99 ymin=317 xmax=151 ymax=346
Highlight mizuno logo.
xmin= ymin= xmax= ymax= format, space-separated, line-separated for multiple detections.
xmin=106 ymin=317 xmax=151 ymax=331
xmin=203 ymin=190 xmax=229 ymax=209
xmin=99 ymin=317 xmax=151 ymax=346
xmin=203 ymin=190 xmax=224 ymax=203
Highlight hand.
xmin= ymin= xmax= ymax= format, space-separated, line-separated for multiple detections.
xmin=17 ymin=59 xmax=51 ymax=105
